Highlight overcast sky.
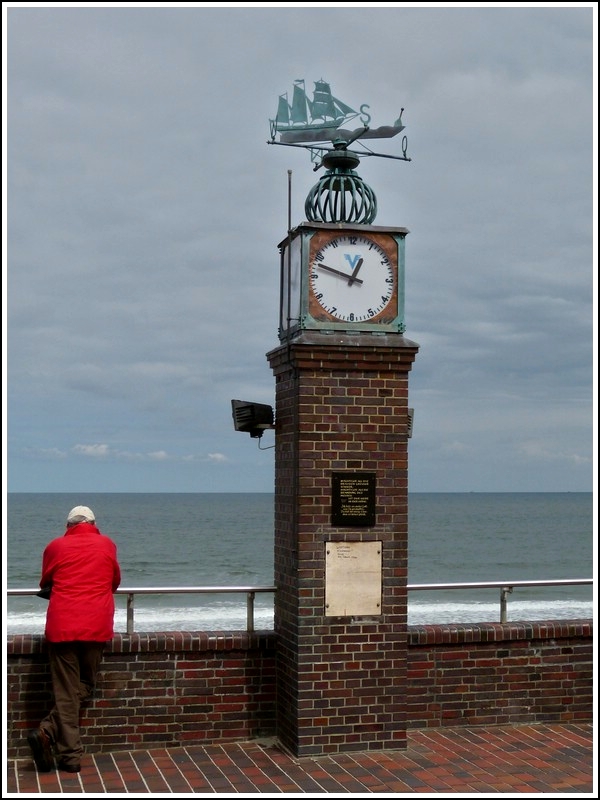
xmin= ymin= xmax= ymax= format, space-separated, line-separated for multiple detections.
xmin=4 ymin=3 xmax=595 ymax=494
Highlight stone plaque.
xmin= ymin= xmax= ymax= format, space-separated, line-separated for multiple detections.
xmin=325 ymin=541 xmax=382 ymax=617
xmin=331 ymin=472 xmax=376 ymax=527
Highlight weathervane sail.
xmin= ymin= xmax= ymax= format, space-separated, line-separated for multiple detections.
xmin=290 ymin=80 xmax=310 ymax=125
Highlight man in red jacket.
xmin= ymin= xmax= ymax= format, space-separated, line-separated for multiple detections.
xmin=27 ymin=505 xmax=121 ymax=774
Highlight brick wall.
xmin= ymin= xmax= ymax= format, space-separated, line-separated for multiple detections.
xmin=6 ymin=621 xmax=592 ymax=759
xmin=407 ymin=619 xmax=593 ymax=727
xmin=7 ymin=631 xmax=277 ymax=759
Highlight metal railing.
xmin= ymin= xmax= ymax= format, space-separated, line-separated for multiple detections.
xmin=406 ymin=578 xmax=593 ymax=623
xmin=7 ymin=585 xmax=277 ymax=635
xmin=7 ymin=578 xmax=592 ymax=633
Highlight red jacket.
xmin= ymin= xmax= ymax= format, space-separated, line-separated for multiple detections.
xmin=40 ymin=522 xmax=121 ymax=642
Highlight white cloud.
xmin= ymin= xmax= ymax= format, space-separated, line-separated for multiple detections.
xmin=73 ymin=444 xmax=110 ymax=458
xmin=207 ymin=453 xmax=228 ymax=464
xmin=147 ymin=451 xmax=169 ymax=461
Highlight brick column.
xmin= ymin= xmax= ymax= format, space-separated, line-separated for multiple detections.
xmin=267 ymin=330 xmax=419 ymax=756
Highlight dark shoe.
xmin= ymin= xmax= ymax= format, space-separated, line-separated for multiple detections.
xmin=58 ymin=761 xmax=81 ymax=773
xmin=27 ymin=729 xmax=54 ymax=772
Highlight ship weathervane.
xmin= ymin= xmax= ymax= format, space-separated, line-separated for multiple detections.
xmin=268 ymin=78 xmax=411 ymax=169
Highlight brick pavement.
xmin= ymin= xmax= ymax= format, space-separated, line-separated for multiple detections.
xmin=5 ymin=723 xmax=594 ymax=795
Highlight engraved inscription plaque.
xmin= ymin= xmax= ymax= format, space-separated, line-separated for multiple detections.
xmin=331 ymin=472 xmax=376 ymax=527
xmin=325 ymin=541 xmax=382 ymax=617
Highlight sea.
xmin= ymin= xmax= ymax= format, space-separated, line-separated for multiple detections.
xmin=4 ymin=492 xmax=594 ymax=635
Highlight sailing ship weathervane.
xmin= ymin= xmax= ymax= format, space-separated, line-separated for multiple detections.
xmin=268 ymin=79 xmax=411 ymax=224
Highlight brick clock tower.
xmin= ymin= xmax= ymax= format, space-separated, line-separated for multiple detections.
xmin=265 ymin=95 xmax=419 ymax=757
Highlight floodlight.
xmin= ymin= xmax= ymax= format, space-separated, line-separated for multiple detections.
xmin=231 ymin=400 xmax=275 ymax=439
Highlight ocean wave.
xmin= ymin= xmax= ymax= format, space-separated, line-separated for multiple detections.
xmin=407 ymin=598 xmax=593 ymax=625
xmin=4 ymin=598 xmax=593 ymax=635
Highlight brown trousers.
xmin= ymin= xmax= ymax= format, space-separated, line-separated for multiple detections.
xmin=40 ymin=641 xmax=105 ymax=766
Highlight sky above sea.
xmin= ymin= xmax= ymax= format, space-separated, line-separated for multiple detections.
xmin=3 ymin=4 xmax=595 ymax=494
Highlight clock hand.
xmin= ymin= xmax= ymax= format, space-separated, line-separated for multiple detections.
xmin=316 ymin=263 xmax=363 ymax=285
xmin=348 ymin=257 xmax=364 ymax=286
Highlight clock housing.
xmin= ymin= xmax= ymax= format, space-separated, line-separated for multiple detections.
xmin=278 ymin=222 xmax=407 ymax=340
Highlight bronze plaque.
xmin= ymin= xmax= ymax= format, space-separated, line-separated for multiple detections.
xmin=331 ymin=472 xmax=376 ymax=527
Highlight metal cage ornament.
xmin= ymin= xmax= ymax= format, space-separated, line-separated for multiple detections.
xmin=305 ymin=144 xmax=377 ymax=224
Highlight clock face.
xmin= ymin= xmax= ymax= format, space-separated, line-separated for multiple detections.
xmin=309 ymin=233 xmax=397 ymax=323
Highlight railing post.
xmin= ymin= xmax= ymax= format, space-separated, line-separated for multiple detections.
xmin=500 ymin=586 xmax=512 ymax=623
xmin=247 ymin=591 xmax=255 ymax=633
xmin=126 ymin=593 xmax=134 ymax=634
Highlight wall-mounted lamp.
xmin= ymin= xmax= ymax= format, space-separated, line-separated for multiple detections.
xmin=231 ymin=399 xmax=275 ymax=439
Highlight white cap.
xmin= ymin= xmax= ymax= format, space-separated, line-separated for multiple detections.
xmin=67 ymin=505 xmax=96 ymax=524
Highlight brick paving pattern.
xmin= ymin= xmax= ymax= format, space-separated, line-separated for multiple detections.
xmin=5 ymin=723 xmax=594 ymax=795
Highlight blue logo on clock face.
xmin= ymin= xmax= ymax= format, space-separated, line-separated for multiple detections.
xmin=344 ymin=254 xmax=362 ymax=270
